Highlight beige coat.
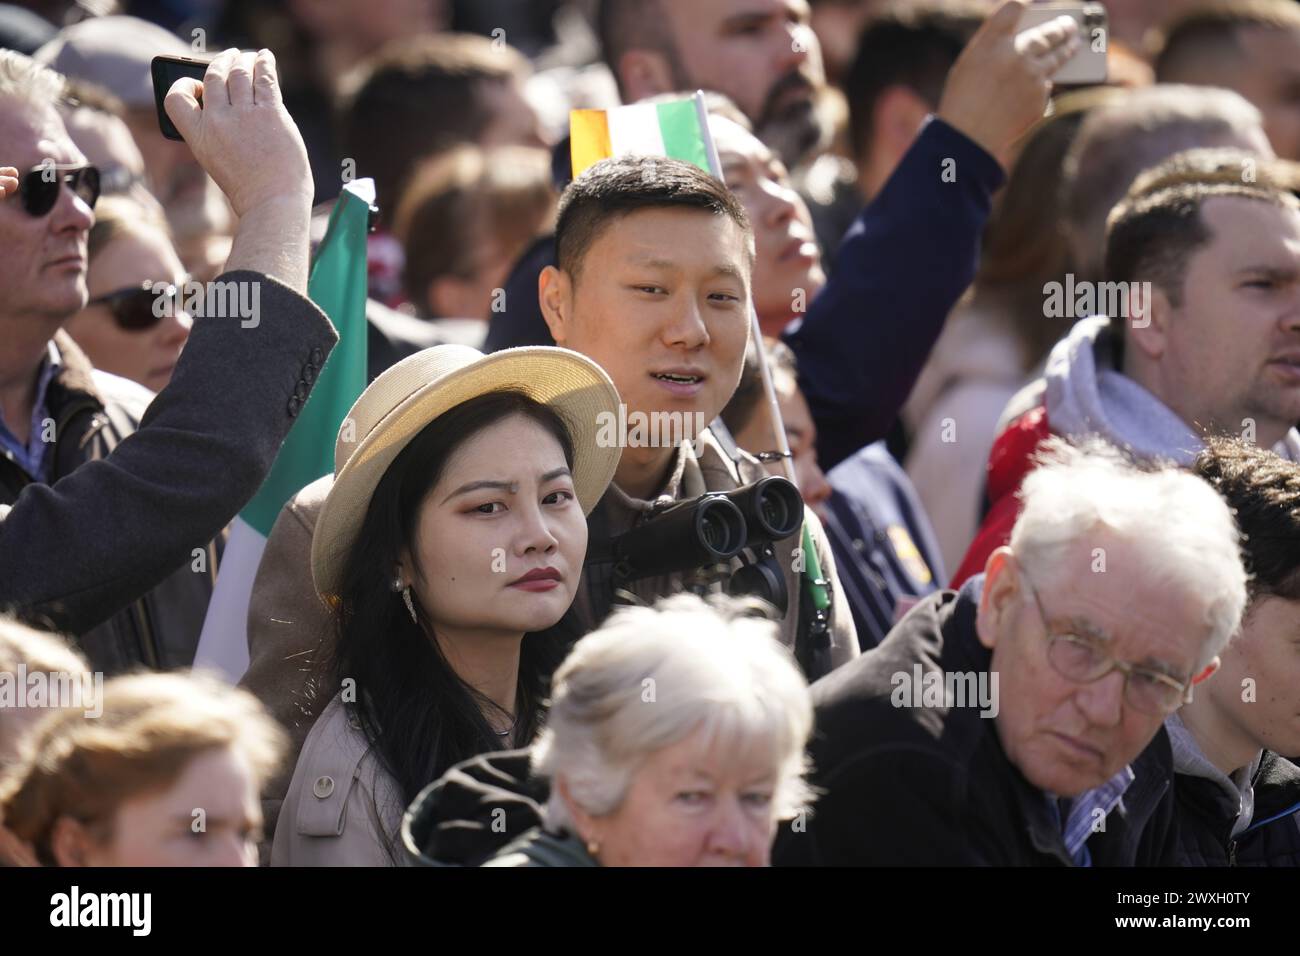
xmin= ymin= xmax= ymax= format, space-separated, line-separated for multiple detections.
xmin=243 ymin=430 xmax=859 ymax=853
xmin=270 ymin=693 xmax=406 ymax=866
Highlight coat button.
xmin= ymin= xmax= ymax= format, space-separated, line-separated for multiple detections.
xmin=313 ymin=775 xmax=335 ymax=799
xmin=287 ymin=396 xmax=301 ymax=417
xmin=310 ymin=347 xmax=324 ymax=365
xmin=294 ymin=380 xmax=310 ymax=401
xmin=303 ymin=363 xmax=317 ymax=384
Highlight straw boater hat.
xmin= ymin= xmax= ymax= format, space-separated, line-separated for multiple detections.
xmin=311 ymin=345 xmax=623 ymax=601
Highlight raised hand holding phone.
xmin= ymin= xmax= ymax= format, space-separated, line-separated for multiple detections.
xmin=161 ymin=48 xmax=314 ymax=292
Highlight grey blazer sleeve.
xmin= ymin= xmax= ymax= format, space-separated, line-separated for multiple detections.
xmin=0 ymin=270 xmax=338 ymax=636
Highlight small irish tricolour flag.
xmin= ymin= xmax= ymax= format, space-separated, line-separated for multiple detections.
xmin=570 ymin=92 xmax=721 ymax=180
xmin=193 ymin=178 xmax=372 ymax=681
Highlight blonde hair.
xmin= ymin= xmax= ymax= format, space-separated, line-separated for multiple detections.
xmin=533 ymin=593 xmax=815 ymax=834
xmin=0 ymin=671 xmax=286 ymax=866
xmin=0 ymin=618 xmax=88 ymax=763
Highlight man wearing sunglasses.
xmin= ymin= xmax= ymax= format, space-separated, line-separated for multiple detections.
xmin=774 ymin=439 xmax=1249 ymax=866
xmin=0 ymin=47 xmax=337 ymax=674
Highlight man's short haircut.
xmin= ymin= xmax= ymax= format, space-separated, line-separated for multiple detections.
xmin=1154 ymin=0 xmax=1300 ymax=83
xmin=554 ymin=156 xmax=753 ymax=282
xmin=1104 ymin=174 xmax=1299 ymax=306
xmin=337 ymin=33 xmax=530 ymax=225
xmin=1062 ymin=84 xmax=1266 ymax=278
xmin=1011 ymin=438 xmax=1247 ymax=671
xmin=1194 ymin=437 xmax=1300 ymax=604
xmin=0 ymin=48 xmax=64 ymax=111
xmin=597 ymin=0 xmax=680 ymax=101
xmin=843 ymin=2 xmax=984 ymax=163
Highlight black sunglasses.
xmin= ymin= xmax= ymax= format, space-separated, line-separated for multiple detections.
xmin=88 ymin=282 xmax=181 ymax=332
xmin=17 ymin=163 xmax=100 ymax=217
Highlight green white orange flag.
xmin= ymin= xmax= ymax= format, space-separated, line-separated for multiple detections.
xmin=570 ymin=93 xmax=719 ymax=179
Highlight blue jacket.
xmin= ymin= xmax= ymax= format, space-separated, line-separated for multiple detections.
xmin=782 ymin=116 xmax=1004 ymax=473
xmin=822 ymin=441 xmax=946 ymax=650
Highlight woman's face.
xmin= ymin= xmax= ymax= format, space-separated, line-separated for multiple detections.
xmin=404 ymin=414 xmax=587 ymax=639
xmin=61 ymin=745 xmax=262 ymax=867
xmin=63 ymin=225 xmax=191 ymax=394
xmin=573 ymin=723 xmax=785 ymax=867
xmin=713 ymin=116 xmax=825 ymax=330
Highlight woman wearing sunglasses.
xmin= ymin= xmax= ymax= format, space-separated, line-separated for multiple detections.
xmin=61 ymin=194 xmax=191 ymax=394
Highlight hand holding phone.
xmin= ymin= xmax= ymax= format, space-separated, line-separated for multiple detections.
xmin=151 ymin=54 xmax=211 ymax=142
xmin=1016 ymin=2 xmax=1108 ymax=85
xmin=153 ymin=48 xmax=313 ymax=219
xmin=937 ymin=0 xmax=1082 ymax=165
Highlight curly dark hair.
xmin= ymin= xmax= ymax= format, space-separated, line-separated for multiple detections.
xmin=1194 ymin=436 xmax=1300 ymax=603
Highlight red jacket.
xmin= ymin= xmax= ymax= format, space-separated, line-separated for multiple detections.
xmin=950 ymin=405 xmax=1052 ymax=587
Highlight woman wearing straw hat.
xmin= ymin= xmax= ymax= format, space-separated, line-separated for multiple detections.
xmin=271 ymin=344 xmax=622 ymax=866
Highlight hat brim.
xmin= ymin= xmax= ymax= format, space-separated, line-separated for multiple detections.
xmin=311 ymin=348 xmax=622 ymax=601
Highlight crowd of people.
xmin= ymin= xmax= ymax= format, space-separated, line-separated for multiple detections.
xmin=0 ymin=0 xmax=1298 ymax=870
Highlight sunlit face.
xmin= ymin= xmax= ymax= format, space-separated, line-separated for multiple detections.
xmin=571 ymin=724 xmax=783 ymax=867
xmin=978 ymin=536 xmax=1213 ymax=797
xmin=69 ymin=746 xmax=262 ymax=867
xmin=1154 ymin=197 xmax=1300 ymax=447
xmin=63 ymin=225 xmax=191 ymax=393
xmin=714 ymin=116 xmax=823 ymax=334
xmin=403 ymin=415 xmax=587 ymax=639
xmin=543 ymin=206 xmax=752 ymax=440
xmin=661 ymin=0 xmax=825 ymax=161
xmin=1200 ymin=595 xmax=1300 ymax=760
xmin=0 ymin=97 xmax=93 ymax=325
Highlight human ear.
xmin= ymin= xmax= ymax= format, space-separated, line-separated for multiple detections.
xmin=49 ymin=816 xmax=97 ymax=867
xmin=976 ymin=547 xmax=1021 ymax=651
xmin=539 ymin=265 xmax=572 ymax=346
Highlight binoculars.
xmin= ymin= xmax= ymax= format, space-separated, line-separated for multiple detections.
xmin=604 ymin=476 xmax=804 ymax=582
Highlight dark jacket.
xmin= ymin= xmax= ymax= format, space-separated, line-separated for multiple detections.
xmin=1173 ymin=748 xmax=1300 ymax=867
xmin=402 ymin=749 xmax=548 ymax=866
xmin=0 ymin=270 xmax=337 ymax=673
xmin=772 ymin=580 xmax=1181 ymax=866
xmin=822 ymin=441 xmax=945 ymax=649
xmin=484 ymin=828 xmax=597 ymax=867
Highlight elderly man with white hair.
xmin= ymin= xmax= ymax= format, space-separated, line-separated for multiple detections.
xmin=774 ymin=439 xmax=1249 ymax=867
xmin=401 ymin=593 xmax=814 ymax=867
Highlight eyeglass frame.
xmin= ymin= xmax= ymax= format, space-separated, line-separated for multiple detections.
xmin=16 ymin=163 xmax=101 ymax=217
xmin=1019 ymin=574 xmax=1197 ymax=716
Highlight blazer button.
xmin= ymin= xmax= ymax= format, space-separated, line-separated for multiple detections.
xmin=294 ymin=380 xmax=310 ymax=401
xmin=312 ymin=775 xmax=335 ymax=799
xmin=310 ymin=347 xmax=324 ymax=365
xmin=287 ymin=396 xmax=301 ymax=417
xmin=303 ymin=363 xmax=317 ymax=384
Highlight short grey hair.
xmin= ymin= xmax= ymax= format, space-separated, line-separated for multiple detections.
xmin=1063 ymin=84 xmax=1268 ymax=278
xmin=533 ymin=594 xmax=815 ymax=834
xmin=0 ymin=49 xmax=65 ymax=110
xmin=1009 ymin=438 xmax=1248 ymax=670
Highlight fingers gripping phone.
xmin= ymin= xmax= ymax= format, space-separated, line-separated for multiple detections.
xmin=151 ymin=54 xmax=213 ymax=141
xmin=1018 ymin=2 xmax=1109 ymax=86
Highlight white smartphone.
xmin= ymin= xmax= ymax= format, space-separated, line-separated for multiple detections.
xmin=1018 ymin=2 xmax=1109 ymax=86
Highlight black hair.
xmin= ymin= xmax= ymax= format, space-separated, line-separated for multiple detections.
xmin=554 ymin=155 xmax=752 ymax=281
xmin=326 ymin=390 xmax=576 ymax=859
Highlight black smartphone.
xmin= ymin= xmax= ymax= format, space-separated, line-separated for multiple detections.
xmin=151 ymin=54 xmax=212 ymax=141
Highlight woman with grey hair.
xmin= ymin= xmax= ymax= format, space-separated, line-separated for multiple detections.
xmin=485 ymin=593 xmax=815 ymax=867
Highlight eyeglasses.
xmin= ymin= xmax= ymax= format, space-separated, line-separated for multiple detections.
xmin=88 ymin=282 xmax=183 ymax=332
xmin=1022 ymin=576 xmax=1195 ymax=716
xmin=17 ymin=163 xmax=100 ymax=217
